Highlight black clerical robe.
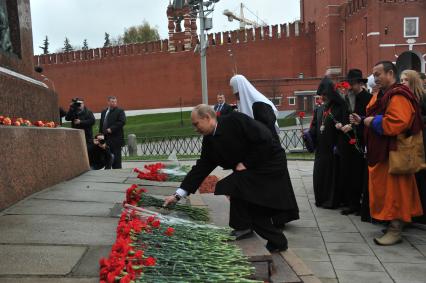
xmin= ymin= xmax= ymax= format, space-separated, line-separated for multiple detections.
xmin=180 ymin=112 xmax=299 ymax=215
xmin=252 ymin=101 xmax=280 ymax=143
xmin=341 ymin=89 xmax=372 ymax=212
xmin=311 ymin=77 xmax=354 ymax=209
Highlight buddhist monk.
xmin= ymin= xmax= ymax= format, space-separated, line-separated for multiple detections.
xmin=352 ymin=61 xmax=423 ymax=245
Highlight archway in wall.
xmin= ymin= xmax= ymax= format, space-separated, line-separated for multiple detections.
xmin=396 ymin=51 xmax=423 ymax=75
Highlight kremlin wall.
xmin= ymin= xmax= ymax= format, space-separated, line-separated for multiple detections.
xmin=33 ymin=0 xmax=426 ymax=114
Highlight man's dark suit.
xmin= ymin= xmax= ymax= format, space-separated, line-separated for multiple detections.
xmin=99 ymin=107 xmax=126 ymax=169
xmin=213 ymin=103 xmax=233 ymax=116
xmin=180 ymin=112 xmax=299 ymax=250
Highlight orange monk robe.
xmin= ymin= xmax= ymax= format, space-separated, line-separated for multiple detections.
xmin=367 ymin=95 xmax=423 ymax=222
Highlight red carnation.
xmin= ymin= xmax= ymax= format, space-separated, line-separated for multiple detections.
xmin=143 ymin=256 xmax=156 ymax=266
xmin=335 ymin=81 xmax=350 ymax=91
xmin=164 ymin=227 xmax=175 ymax=236
xmin=151 ymin=219 xmax=161 ymax=228
xmin=298 ymin=111 xmax=305 ymax=119
xmin=349 ymin=138 xmax=356 ymax=145
xmin=147 ymin=216 xmax=155 ymax=223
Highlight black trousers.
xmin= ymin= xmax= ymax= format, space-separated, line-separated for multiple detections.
xmin=341 ymin=152 xmax=366 ymax=209
xmin=229 ymin=197 xmax=288 ymax=249
xmin=109 ymin=144 xmax=122 ymax=169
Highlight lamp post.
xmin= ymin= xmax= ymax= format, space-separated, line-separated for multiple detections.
xmin=186 ymin=0 xmax=219 ymax=105
xmin=198 ymin=0 xmax=208 ymax=104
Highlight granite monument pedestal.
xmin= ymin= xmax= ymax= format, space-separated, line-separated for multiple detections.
xmin=0 ymin=0 xmax=89 ymax=210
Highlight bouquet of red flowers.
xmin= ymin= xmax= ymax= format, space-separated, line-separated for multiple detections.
xmin=134 ymin=163 xmax=191 ymax=182
xmin=124 ymin=184 xmax=209 ymax=222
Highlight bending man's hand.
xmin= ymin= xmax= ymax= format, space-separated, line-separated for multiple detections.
xmin=163 ymin=195 xmax=178 ymax=207
xmin=235 ymin=162 xmax=247 ymax=171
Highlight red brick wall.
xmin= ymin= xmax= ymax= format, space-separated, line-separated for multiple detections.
xmin=251 ymin=77 xmax=322 ymax=113
xmin=34 ymin=23 xmax=316 ymax=113
xmin=344 ymin=0 xmax=426 ymax=75
xmin=33 ymin=1 xmax=426 ymax=114
xmin=303 ymin=0 xmax=426 ymax=77
xmin=302 ymin=0 xmax=346 ymax=75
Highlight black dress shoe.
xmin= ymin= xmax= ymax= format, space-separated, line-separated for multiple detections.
xmin=230 ymin=229 xmax=253 ymax=240
xmin=265 ymin=242 xmax=288 ymax=253
xmin=341 ymin=207 xmax=360 ymax=215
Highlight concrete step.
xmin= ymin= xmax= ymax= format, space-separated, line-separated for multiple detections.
xmin=270 ymin=253 xmax=302 ymax=283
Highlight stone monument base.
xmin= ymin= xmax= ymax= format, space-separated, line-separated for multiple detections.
xmin=0 ymin=126 xmax=90 ymax=210
xmin=0 ymin=68 xmax=60 ymax=123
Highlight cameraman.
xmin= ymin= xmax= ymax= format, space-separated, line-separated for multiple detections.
xmin=88 ymin=133 xmax=113 ymax=170
xmin=65 ymin=98 xmax=95 ymax=145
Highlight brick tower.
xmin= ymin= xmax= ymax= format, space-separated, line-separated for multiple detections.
xmin=167 ymin=0 xmax=198 ymax=52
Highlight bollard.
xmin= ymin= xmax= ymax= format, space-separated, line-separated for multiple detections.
xmin=127 ymin=134 xmax=137 ymax=156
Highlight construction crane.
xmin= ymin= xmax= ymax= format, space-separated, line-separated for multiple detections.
xmin=223 ymin=3 xmax=267 ymax=30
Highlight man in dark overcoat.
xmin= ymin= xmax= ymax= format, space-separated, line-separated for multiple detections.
xmin=65 ymin=98 xmax=95 ymax=145
xmin=99 ymin=96 xmax=126 ymax=169
xmin=164 ymin=104 xmax=299 ymax=252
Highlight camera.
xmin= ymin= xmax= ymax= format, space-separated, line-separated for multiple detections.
xmin=96 ymin=135 xmax=106 ymax=145
xmin=71 ymin=98 xmax=82 ymax=108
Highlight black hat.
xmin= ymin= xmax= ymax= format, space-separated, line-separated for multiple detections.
xmin=346 ymin=69 xmax=368 ymax=84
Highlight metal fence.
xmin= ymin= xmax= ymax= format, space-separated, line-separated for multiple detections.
xmin=122 ymin=129 xmax=305 ymax=157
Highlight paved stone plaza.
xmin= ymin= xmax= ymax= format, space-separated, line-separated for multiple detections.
xmin=181 ymin=160 xmax=426 ymax=283
xmin=0 ymin=160 xmax=425 ymax=282
xmin=282 ymin=161 xmax=426 ymax=283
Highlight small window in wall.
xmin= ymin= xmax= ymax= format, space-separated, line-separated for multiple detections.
xmin=404 ymin=17 xmax=419 ymax=38
xmin=288 ymin=97 xmax=296 ymax=106
xmin=269 ymin=97 xmax=282 ymax=106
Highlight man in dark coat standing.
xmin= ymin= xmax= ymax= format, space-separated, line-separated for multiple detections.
xmin=65 ymin=98 xmax=95 ymax=145
xmin=99 ymin=96 xmax=126 ymax=169
xmin=164 ymin=104 xmax=299 ymax=252
xmin=339 ymin=69 xmax=372 ymax=215
xmin=213 ymin=93 xmax=233 ymax=116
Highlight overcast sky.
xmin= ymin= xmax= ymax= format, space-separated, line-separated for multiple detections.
xmin=30 ymin=0 xmax=300 ymax=55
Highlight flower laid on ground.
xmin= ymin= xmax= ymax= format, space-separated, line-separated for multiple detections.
xmin=0 ymin=115 xmax=57 ymax=127
xmin=102 ymin=183 xmax=262 ymax=282
xmin=134 ymin=163 xmax=191 ymax=182
xmin=164 ymin=227 xmax=175 ymax=236
xmin=102 ymin=209 xmax=260 ymax=282
xmin=100 ymin=209 xmax=178 ymax=283
xmin=124 ymin=184 xmax=209 ymax=222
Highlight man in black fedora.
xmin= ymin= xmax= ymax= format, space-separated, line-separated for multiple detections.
xmin=339 ymin=69 xmax=372 ymax=215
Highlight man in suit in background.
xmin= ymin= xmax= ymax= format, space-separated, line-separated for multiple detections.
xmin=99 ymin=96 xmax=126 ymax=169
xmin=214 ymin=93 xmax=233 ymax=117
